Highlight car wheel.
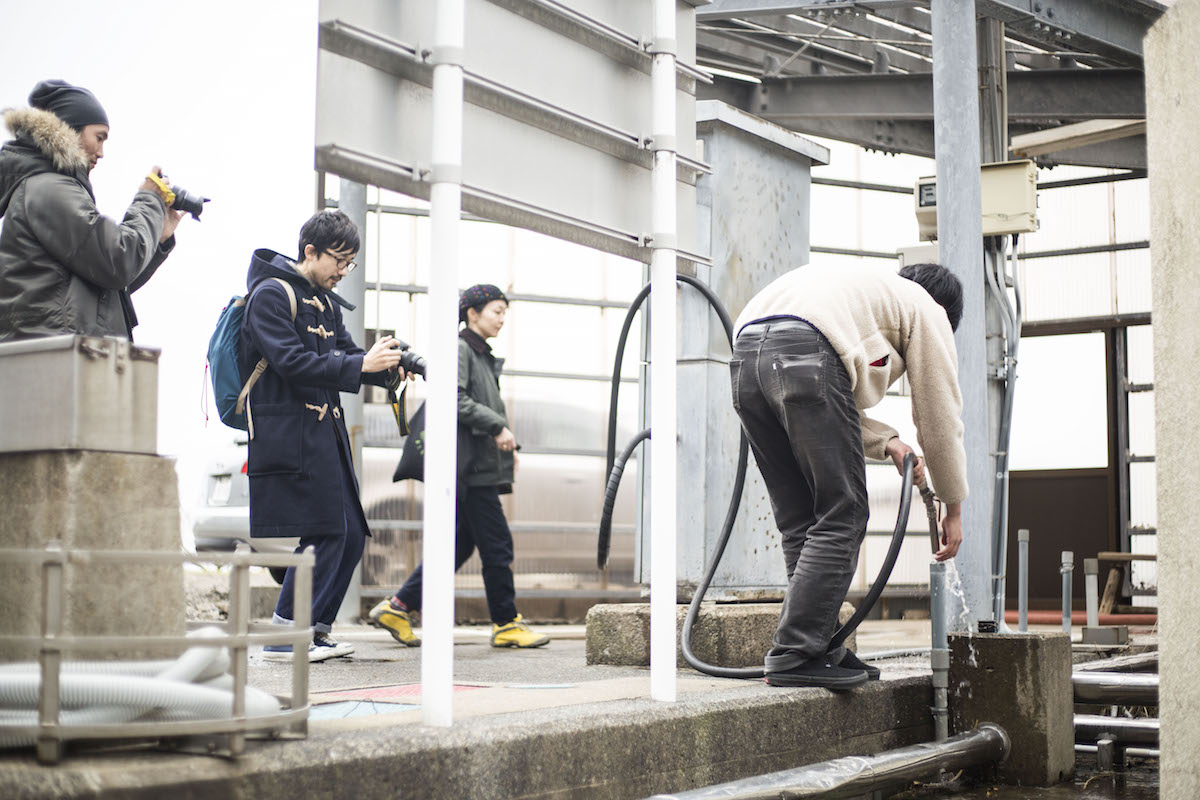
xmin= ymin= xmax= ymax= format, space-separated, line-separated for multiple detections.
xmin=268 ymin=566 xmax=288 ymax=585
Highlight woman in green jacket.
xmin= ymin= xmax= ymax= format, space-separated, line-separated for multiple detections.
xmin=371 ymin=284 xmax=549 ymax=649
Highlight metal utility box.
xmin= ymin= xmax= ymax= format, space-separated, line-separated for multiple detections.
xmin=916 ymin=159 xmax=1039 ymax=240
xmin=0 ymin=335 xmax=159 ymax=455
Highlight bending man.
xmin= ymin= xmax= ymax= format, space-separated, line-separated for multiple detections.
xmin=732 ymin=262 xmax=968 ymax=690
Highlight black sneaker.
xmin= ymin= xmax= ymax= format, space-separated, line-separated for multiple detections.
xmin=765 ymin=657 xmax=869 ymax=690
xmin=838 ymin=649 xmax=880 ymax=680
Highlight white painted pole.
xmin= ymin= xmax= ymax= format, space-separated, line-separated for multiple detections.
xmin=422 ymin=0 xmax=465 ymax=727
xmin=649 ymin=0 xmax=678 ymax=703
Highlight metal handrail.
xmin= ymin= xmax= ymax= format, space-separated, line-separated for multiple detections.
xmin=0 ymin=543 xmax=315 ymax=764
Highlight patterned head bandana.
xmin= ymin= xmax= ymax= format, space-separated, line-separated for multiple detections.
xmin=459 ymin=284 xmax=508 ymax=323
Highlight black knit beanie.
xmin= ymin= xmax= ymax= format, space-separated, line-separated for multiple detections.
xmin=459 ymin=284 xmax=508 ymax=323
xmin=28 ymin=79 xmax=109 ymax=131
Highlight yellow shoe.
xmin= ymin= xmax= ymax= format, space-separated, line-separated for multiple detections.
xmin=490 ymin=614 xmax=549 ymax=648
xmin=368 ymin=599 xmax=421 ymax=647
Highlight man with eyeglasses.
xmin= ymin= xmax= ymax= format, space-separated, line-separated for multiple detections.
xmin=239 ymin=210 xmax=408 ymax=662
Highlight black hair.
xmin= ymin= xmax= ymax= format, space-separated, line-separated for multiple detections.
xmin=297 ymin=210 xmax=360 ymax=263
xmin=899 ymin=262 xmax=963 ymax=332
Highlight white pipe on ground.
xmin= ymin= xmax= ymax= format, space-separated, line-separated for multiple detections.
xmin=0 ymin=629 xmax=278 ymax=750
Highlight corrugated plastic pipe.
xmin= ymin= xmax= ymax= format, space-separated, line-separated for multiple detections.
xmin=0 ymin=628 xmax=279 ymax=749
xmin=646 ymin=723 xmax=1010 ymax=800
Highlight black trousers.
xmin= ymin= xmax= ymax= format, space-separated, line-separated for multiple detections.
xmin=273 ymin=443 xmax=368 ymax=633
xmin=396 ymin=484 xmax=518 ymax=625
xmin=731 ymin=317 xmax=868 ymax=672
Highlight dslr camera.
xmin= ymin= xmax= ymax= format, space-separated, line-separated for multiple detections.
xmin=391 ymin=339 xmax=426 ymax=377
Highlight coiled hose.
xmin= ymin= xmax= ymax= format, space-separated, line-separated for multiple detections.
xmin=598 ymin=275 xmax=927 ymax=679
xmin=0 ymin=627 xmax=281 ymax=749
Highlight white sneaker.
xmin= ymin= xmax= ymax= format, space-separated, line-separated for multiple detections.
xmin=262 ymin=642 xmax=337 ymax=663
xmin=312 ymin=631 xmax=355 ymax=658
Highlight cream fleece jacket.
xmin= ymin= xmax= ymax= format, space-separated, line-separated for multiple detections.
xmin=734 ymin=263 xmax=968 ymax=505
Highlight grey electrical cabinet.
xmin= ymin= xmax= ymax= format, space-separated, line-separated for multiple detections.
xmin=916 ymin=159 xmax=1040 ymax=240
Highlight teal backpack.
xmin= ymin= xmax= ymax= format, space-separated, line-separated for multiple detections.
xmin=207 ymin=277 xmax=295 ymax=436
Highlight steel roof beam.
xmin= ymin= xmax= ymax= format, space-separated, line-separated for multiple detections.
xmin=700 ymin=76 xmax=1147 ymax=168
xmin=699 ymin=1 xmax=1165 ymax=67
xmin=724 ymin=13 xmax=933 ymax=73
xmin=974 ymin=0 xmax=1164 ymax=66
xmin=727 ymin=68 xmax=1143 ymax=122
xmin=699 ymin=26 xmax=875 ymax=74
xmin=698 ymin=1 xmax=924 ymax=20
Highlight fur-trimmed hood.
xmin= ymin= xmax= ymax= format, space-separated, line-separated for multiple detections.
xmin=0 ymin=107 xmax=90 ymax=217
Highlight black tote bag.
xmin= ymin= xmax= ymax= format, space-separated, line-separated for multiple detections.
xmin=392 ymin=402 xmax=475 ymax=485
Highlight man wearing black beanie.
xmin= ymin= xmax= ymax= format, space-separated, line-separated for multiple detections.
xmin=0 ymin=79 xmax=186 ymax=340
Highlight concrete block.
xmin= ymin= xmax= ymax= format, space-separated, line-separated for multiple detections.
xmin=0 ymin=451 xmax=185 ymax=659
xmin=1147 ymin=4 xmax=1200 ymax=796
xmin=586 ymin=601 xmax=856 ymax=668
xmin=948 ymin=632 xmax=1073 ymax=786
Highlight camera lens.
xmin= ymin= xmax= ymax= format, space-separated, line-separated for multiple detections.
xmin=170 ymin=185 xmax=209 ymax=219
xmin=399 ymin=350 xmax=426 ymax=377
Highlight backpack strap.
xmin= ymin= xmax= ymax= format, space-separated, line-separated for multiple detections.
xmin=235 ymin=277 xmax=299 ymax=439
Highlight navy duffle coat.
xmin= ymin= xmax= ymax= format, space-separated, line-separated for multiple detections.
xmin=239 ymin=248 xmax=386 ymax=539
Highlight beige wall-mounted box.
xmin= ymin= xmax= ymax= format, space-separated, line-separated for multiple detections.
xmin=916 ymin=159 xmax=1039 ymax=240
xmin=0 ymin=335 xmax=159 ymax=455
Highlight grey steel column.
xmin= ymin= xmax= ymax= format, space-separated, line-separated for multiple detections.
xmin=335 ymin=178 xmax=367 ymax=624
xmin=932 ymin=0 xmax=990 ymax=630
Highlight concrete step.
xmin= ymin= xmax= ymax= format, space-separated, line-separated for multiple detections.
xmin=0 ymin=637 xmax=936 ymax=800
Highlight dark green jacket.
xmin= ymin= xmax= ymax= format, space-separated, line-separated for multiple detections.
xmin=458 ymin=329 xmax=514 ymax=488
xmin=0 ymin=107 xmax=174 ymax=340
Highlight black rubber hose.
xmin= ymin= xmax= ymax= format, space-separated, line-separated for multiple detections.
xmin=605 ymin=276 xmax=732 ymax=481
xmin=599 ymin=275 xmax=917 ymax=679
xmin=600 ymin=275 xmax=737 ymax=570
xmin=680 ymin=454 xmax=914 ymax=679
xmin=605 ymin=283 xmax=653 ymax=482
xmin=598 ymin=428 xmax=650 ymax=569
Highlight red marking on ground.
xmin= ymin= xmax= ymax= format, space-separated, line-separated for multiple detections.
xmin=313 ymin=683 xmax=486 ymax=702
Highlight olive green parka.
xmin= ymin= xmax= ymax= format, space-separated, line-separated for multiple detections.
xmin=0 ymin=107 xmax=174 ymax=340
xmin=457 ymin=329 xmax=515 ymax=489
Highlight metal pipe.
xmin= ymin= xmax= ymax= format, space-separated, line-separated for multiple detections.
xmin=1017 ymin=529 xmax=1029 ymax=632
xmin=930 ymin=562 xmax=949 ymax=742
xmin=984 ymin=238 xmax=1011 ymax=630
xmin=1076 ymin=744 xmax=1160 ymax=759
xmin=422 ymin=0 xmax=466 ymax=728
xmin=1085 ymin=558 xmax=1100 ymax=629
xmin=646 ymin=724 xmax=1010 ymax=800
xmin=1075 ymin=714 xmax=1159 ymax=746
xmin=1073 ymin=672 xmax=1158 ymax=706
xmin=1061 ymin=551 xmax=1074 ymax=635
xmin=648 ymin=0 xmax=678 ymax=703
